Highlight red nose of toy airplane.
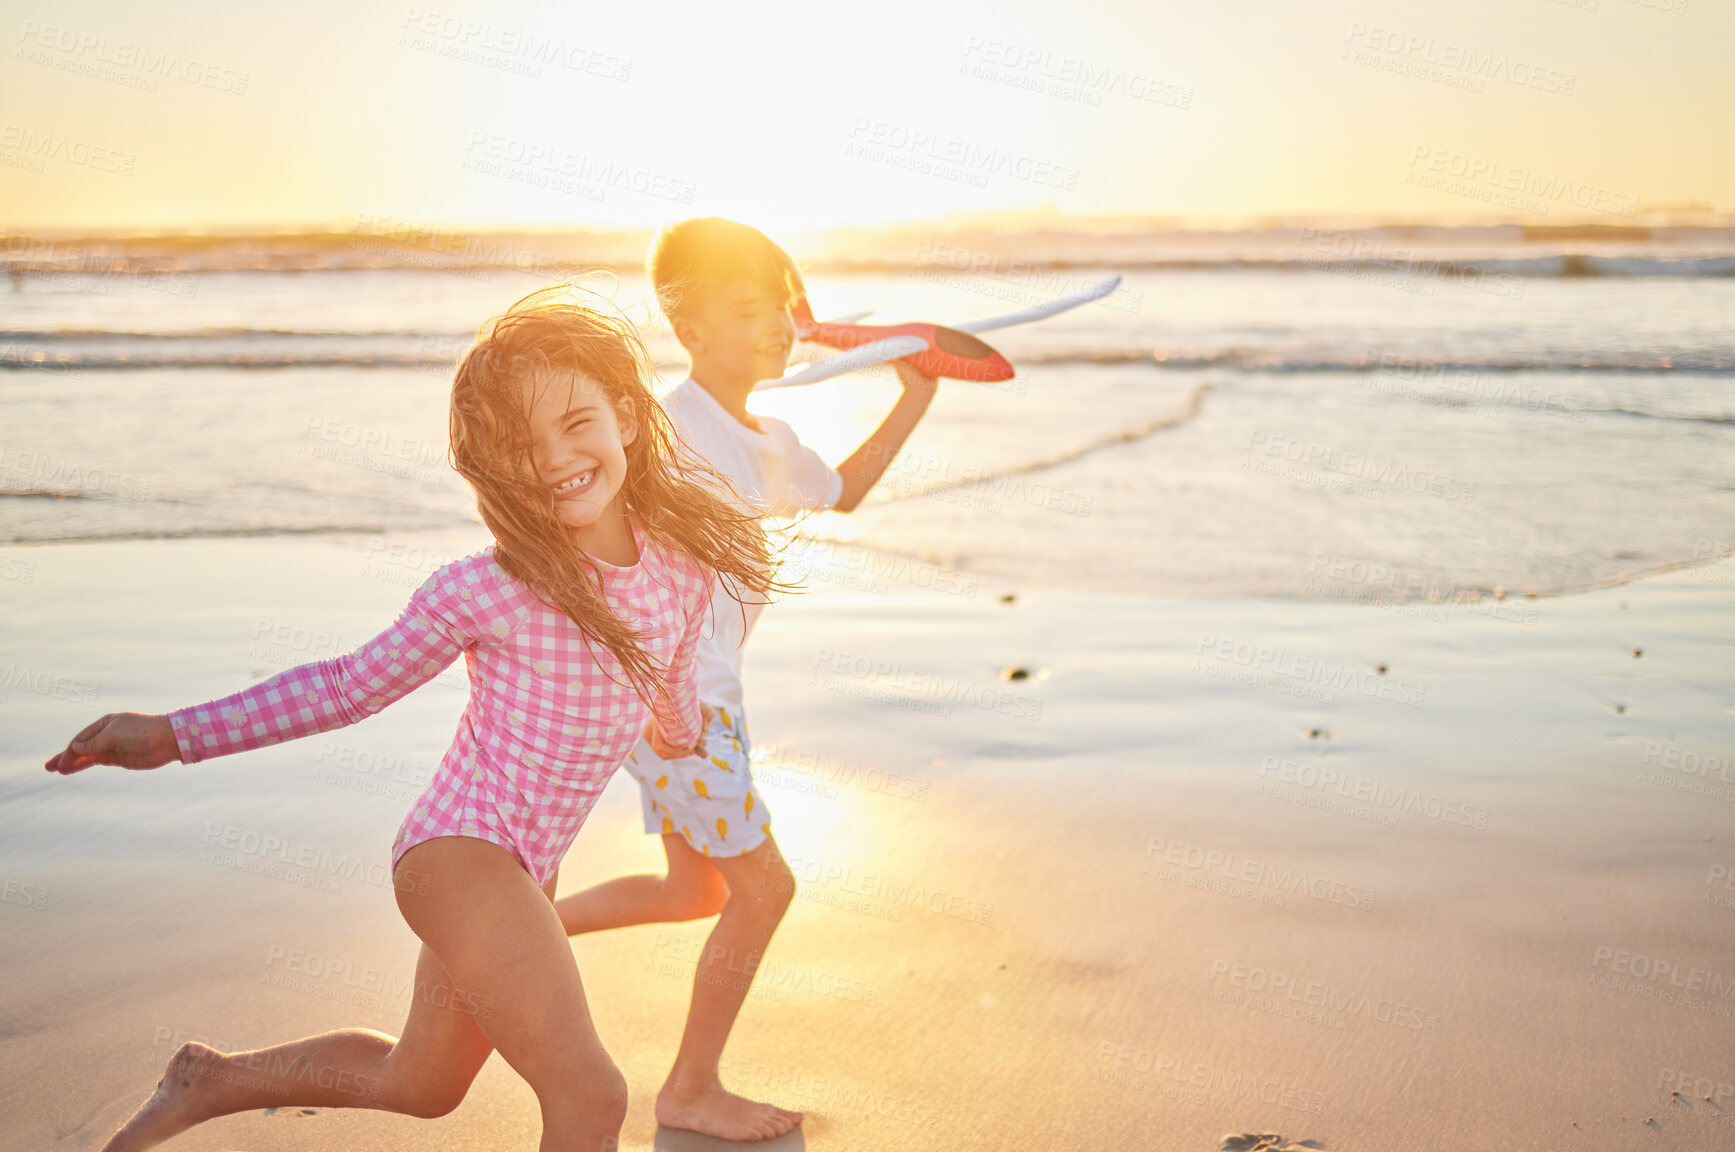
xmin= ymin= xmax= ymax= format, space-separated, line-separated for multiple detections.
xmin=790 ymin=297 xmax=1015 ymax=384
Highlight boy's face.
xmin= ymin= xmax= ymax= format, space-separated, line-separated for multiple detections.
xmin=675 ymin=275 xmax=796 ymax=387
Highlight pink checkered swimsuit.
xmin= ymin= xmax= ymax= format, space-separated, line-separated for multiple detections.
xmin=166 ymin=519 xmax=711 ymax=890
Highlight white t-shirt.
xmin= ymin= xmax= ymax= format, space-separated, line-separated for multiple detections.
xmin=663 ymin=377 xmax=843 ymax=712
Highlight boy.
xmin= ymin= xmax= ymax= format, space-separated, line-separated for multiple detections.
xmin=554 ymin=217 xmax=938 ymax=1141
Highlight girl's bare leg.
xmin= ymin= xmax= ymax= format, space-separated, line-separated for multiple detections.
xmin=100 ymin=846 xmax=619 ymax=1151
xmin=394 ymin=838 xmax=626 ymax=1150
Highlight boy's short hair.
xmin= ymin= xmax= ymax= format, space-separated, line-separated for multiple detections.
xmin=647 ymin=217 xmax=805 ymax=320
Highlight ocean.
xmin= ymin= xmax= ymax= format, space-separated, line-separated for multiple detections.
xmin=3 ymin=223 xmax=1733 ymax=601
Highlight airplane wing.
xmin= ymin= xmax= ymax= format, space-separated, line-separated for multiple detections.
xmin=953 ymin=275 xmax=1122 ymax=334
xmin=753 ymin=274 xmax=1123 ymax=389
xmin=753 ymin=335 xmax=930 ymax=391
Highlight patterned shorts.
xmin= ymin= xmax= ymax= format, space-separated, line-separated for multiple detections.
xmin=623 ymin=704 xmax=770 ymax=858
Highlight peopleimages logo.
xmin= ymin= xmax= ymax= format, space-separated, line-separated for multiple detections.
xmin=1208 ymin=959 xmax=1441 ymax=1032
xmin=398 ymin=8 xmax=632 ymax=80
xmin=1246 ymin=431 xmax=1477 ymax=504
xmin=1407 ymin=145 xmax=1639 ymax=218
xmin=780 ymin=852 xmax=994 ymax=925
xmin=16 ymin=19 xmax=250 ymax=93
xmin=1656 ymin=1067 xmax=1731 ymax=1107
xmin=809 ymin=647 xmax=1044 ymax=722
xmin=1094 ymin=1041 xmax=1326 ymax=1113
xmin=1195 ymin=635 xmax=1428 ymax=710
xmin=1143 ymin=836 xmax=1376 ymax=910
xmin=198 ymin=822 xmax=428 ymax=895
xmin=0 ymin=123 xmax=135 ymax=174
xmin=1342 ymin=22 xmax=1575 ymax=95
xmin=1591 ymin=946 xmax=1735 ymax=997
xmin=1256 ymin=757 xmax=1488 ymax=829
xmin=1641 ymin=741 xmax=1733 ymax=782
xmin=958 ymin=38 xmax=1193 ymax=109
xmin=845 ymin=118 xmax=1080 ymax=190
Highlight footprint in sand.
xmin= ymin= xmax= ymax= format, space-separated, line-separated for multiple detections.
xmin=1221 ymin=1135 xmax=1326 ymax=1152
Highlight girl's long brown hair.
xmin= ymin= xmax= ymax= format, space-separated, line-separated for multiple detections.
xmin=448 ymin=284 xmax=782 ymax=707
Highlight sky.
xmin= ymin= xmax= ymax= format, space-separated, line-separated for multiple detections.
xmin=1 ymin=0 xmax=1729 ymax=233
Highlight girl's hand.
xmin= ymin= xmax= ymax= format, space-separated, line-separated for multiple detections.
xmin=645 ymin=703 xmax=713 ymax=761
xmin=45 ymin=713 xmax=181 ymax=775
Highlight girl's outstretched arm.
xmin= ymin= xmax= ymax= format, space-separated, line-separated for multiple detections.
xmin=45 ymin=557 xmax=510 ymax=776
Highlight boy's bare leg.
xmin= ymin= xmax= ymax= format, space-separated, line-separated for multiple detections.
xmin=556 ymin=832 xmax=802 ymax=1140
xmin=554 ymin=833 xmax=730 ymax=933
xmin=655 ymin=834 xmax=802 ymax=1141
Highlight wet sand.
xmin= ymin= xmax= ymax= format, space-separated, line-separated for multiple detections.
xmin=1 ymin=531 xmax=1732 ymax=1151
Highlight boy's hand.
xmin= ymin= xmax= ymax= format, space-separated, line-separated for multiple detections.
xmin=45 ymin=712 xmax=181 ymax=775
xmin=892 ymin=359 xmax=938 ymax=395
xmin=645 ymin=702 xmax=713 ymax=760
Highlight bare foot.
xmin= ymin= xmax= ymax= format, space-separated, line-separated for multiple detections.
xmin=100 ymin=1042 xmax=227 ymax=1152
xmin=656 ymin=1080 xmax=803 ymax=1141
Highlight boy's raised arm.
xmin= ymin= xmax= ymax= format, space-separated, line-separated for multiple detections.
xmin=831 ymin=361 xmax=939 ymax=512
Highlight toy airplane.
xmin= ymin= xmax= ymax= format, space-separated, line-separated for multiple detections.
xmin=755 ymin=274 xmax=1123 ymax=391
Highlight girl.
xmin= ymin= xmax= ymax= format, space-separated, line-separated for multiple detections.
xmin=43 ymin=286 xmax=799 ymax=1150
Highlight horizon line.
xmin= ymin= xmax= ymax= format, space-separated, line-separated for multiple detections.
xmin=4 ymin=206 xmax=1732 ymax=242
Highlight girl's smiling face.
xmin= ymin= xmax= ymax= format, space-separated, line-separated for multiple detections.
xmin=522 ymin=370 xmax=637 ymax=543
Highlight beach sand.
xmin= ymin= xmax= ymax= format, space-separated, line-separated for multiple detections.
xmin=2 ymin=530 xmax=1732 ymax=1151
